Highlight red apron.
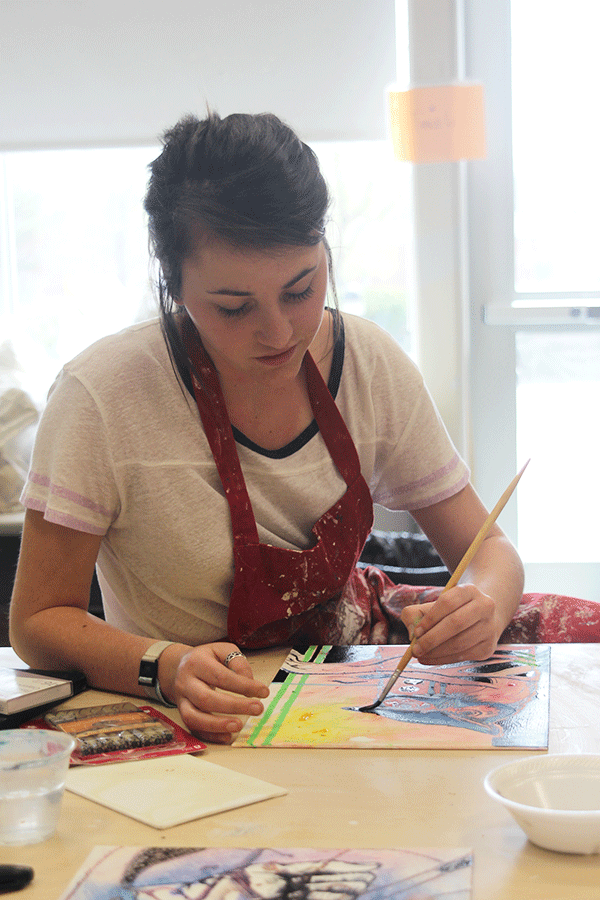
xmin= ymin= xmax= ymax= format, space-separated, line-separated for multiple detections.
xmin=181 ymin=316 xmax=374 ymax=648
xmin=180 ymin=318 xmax=600 ymax=649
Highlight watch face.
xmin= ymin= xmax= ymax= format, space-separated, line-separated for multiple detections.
xmin=138 ymin=658 xmax=158 ymax=686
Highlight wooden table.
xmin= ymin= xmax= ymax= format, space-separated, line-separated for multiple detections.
xmin=2 ymin=644 xmax=599 ymax=899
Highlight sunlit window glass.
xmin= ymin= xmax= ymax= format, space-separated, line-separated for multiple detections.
xmin=512 ymin=1 xmax=600 ymax=294
xmin=1 ymin=147 xmax=155 ymax=403
xmin=512 ymin=1 xmax=600 ymax=567
xmin=1 ymin=142 xmax=412 ymax=407
xmin=313 ymin=142 xmax=413 ymax=355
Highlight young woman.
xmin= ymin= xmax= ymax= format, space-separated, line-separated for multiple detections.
xmin=10 ymin=111 xmax=524 ymax=743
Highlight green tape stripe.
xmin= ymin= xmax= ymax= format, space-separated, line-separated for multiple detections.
xmin=260 ymin=673 xmax=311 ymax=746
xmin=311 ymin=645 xmax=332 ymax=664
xmin=261 ymin=644 xmax=331 ymax=747
xmin=246 ymin=645 xmax=330 ymax=746
xmin=246 ymin=645 xmax=318 ymax=746
xmin=245 ymin=673 xmax=299 ymax=746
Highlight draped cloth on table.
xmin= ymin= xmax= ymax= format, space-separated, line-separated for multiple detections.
xmin=323 ymin=566 xmax=600 ymax=645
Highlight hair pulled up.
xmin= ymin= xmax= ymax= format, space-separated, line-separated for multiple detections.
xmin=144 ymin=110 xmax=331 ymax=309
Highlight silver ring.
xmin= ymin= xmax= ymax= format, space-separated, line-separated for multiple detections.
xmin=224 ymin=650 xmax=245 ymax=667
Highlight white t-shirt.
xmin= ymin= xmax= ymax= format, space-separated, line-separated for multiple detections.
xmin=21 ymin=313 xmax=469 ymax=643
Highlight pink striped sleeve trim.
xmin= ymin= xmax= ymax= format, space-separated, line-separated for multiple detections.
xmin=22 ymin=497 xmax=107 ymax=535
xmin=28 ymin=472 xmax=113 ymax=519
xmin=403 ymin=469 xmax=470 ymax=511
xmin=381 ymin=454 xmax=470 ymax=510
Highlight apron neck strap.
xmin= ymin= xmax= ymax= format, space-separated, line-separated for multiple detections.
xmin=180 ymin=314 xmax=363 ymax=544
xmin=303 ymin=349 xmax=361 ymax=484
xmin=181 ymin=315 xmax=260 ymax=544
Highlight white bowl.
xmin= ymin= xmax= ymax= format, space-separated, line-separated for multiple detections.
xmin=484 ymin=754 xmax=600 ymax=854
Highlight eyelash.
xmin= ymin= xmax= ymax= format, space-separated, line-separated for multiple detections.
xmin=217 ymin=284 xmax=315 ymax=319
xmin=284 ymin=284 xmax=315 ymax=304
xmin=217 ymin=303 xmax=251 ymax=319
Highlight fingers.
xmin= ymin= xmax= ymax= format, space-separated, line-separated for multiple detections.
xmin=400 ymin=601 xmax=434 ymax=640
xmin=414 ymin=626 xmax=496 ymax=666
xmin=178 ymin=690 xmax=265 ymax=745
xmin=222 ymin=649 xmax=266 ymax=689
xmin=174 ymin=643 xmax=270 ymax=743
xmin=402 ymin=587 xmax=499 ymax=665
xmin=178 ymin=643 xmax=269 ymax=698
xmin=178 ymin=697 xmax=259 ymax=745
xmin=223 ymin=649 xmax=247 ymax=668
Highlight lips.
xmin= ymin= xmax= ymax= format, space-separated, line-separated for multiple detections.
xmin=256 ymin=346 xmax=297 ymax=366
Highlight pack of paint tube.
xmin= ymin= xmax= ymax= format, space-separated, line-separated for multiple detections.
xmin=43 ymin=701 xmax=206 ymax=764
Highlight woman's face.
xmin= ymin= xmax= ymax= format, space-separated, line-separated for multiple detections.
xmin=179 ymin=240 xmax=329 ymax=385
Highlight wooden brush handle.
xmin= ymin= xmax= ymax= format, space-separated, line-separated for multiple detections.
xmin=443 ymin=459 xmax=530 ymax=593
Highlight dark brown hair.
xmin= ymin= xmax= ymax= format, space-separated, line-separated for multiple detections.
xmin=144 ymin=111 xmax=336 ymax=373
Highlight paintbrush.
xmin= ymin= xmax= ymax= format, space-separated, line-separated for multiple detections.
xmin=354 ymin=459 xmax=530 ymax=713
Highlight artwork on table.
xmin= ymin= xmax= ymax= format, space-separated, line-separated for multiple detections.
xmin=57 ymin=845 xmax=473 ymax=900
xmin=235 ymin=644 xmax=550 ymax=749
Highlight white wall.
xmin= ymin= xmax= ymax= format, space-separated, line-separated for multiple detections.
xmin=0 ymin=0 xmax=396 ymax=148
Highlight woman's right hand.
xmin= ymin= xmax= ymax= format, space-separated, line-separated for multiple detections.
xmin=164 ymin=642 xmax=270 ymax=743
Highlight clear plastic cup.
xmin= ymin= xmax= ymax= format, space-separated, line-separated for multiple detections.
xmin=0 ymin=729 xmax=76 ymax=845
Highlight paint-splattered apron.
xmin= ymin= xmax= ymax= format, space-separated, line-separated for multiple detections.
xmin=180 ymin=316 xmax=388 ymax=649
xmin=181 ymin=318 xmax=600 ymax=648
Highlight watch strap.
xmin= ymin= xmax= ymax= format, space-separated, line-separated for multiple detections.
xmin=138 ymin=640 xmax=177 ymax=707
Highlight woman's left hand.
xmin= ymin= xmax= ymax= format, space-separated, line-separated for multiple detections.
xmin=400 ymin=583 xmax=503 ymax=666
xmin=164 ymin=642 xmax=270 ymax=744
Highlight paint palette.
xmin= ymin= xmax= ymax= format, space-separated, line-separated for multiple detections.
xmin=235 ymin=644 xmax=550 ymax=749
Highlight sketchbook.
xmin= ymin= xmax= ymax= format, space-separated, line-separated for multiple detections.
xmin=57 ymin=845 xmax=473 ymax=900
xmin=0 ymin=667 xmax=86 ymax=718
xmin=235 ymin=644 xmax=550 ymax=750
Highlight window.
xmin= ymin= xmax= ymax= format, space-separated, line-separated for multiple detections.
xmin=512 ymin=3 xmax=600 ymax=294
xmin=1 ymin=148 xmax=156 ymax=405
xmin=468 ymin=0 xmax=600 ymax=596
xmin=315 ymin=142 xmax=413 ymax=355
xmin=1 ymin=143 xmax=413 ymax=406
xmin=512 ymin=2 xmax=600 ymax=570
xmin=516 ymin=331 xmax=600 ymax=563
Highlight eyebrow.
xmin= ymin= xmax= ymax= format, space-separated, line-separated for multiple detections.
xmin=207 ymin=265 xmax=318 ymax=297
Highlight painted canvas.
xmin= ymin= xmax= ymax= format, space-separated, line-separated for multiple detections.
xmin=235 ymin=644 xmax=550 ymax=749
xmin=57 ymin=845 xmax=473 ymax=900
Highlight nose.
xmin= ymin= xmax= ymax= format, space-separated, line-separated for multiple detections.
xmin=256 ymin=305 xmax=293 ymax=349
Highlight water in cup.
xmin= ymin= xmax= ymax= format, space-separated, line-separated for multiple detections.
xmin=2 ymin=785 xmax=66 ymax=844
xmin=0 ymin=729 xmax=75 ymax=845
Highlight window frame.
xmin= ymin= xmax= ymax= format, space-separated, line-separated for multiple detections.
xmin=464 ymin=0 xmax=600 ymax=596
